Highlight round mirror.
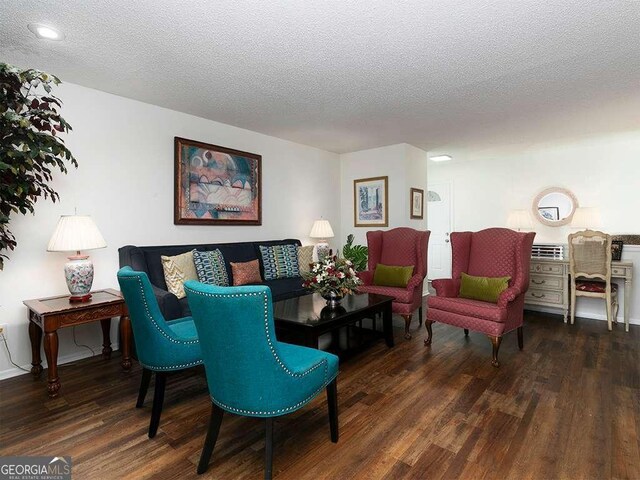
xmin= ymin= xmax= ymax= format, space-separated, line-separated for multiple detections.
xmin=532 ymin=187 xmax=578 ymax=226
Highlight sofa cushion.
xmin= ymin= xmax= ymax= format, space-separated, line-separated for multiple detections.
xmin=298 ymin=245 xmax=314 ymax=274
xmin=373 ymin=264 xmax=414 ymax=288
xmin=161 ymin=250 xmax=198 ymax=299
xmin=193 ymin=249 xmax=229 ymax=286
xmin=231 ymin=259 xmax=263 ymax=286
xmin=459 ymin=272 xmax=510 ymax=304
xmin=259 ymin=244 xmax=300 ymax=280
xmin=428 ymin=295 xmax=507 ymax=323
xmin=266 ymin=277 xmax=308 ymax=301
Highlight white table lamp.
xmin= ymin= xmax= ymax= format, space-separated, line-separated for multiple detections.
xmin=507 ymin=210 xmax=534 ymax=231
xmin=309 ymin=219 xmax=334 ymax=261
xmin=570 ymin=207 xmax=601 ymax=230
xmin=47 ymin=215 xmax=107 ymax=302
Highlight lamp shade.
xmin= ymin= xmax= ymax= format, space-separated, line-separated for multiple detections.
xmin=47 ymin=215 xmax=107 ymax=252
xmin=309 ymin=219 xmax=334 ymax=239
xmin=507 ymin=210 xmax=533 ymax=230
xmin=570 ymin=207 xmax=601 ymax=229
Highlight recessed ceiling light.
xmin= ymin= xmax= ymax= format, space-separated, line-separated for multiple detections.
xmin=28 ymin=23 xmax=64 ymax=41
xmin=430 ymin=155 xmax=452 ymax=162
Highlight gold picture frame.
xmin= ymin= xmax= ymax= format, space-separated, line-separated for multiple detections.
xmin=353 ymin=176 xmax=388 ymax=227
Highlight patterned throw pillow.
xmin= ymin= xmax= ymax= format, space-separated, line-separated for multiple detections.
xmin=231 ymin=260 xmax=262 ymax=286
xmin=259 ymin=244 xmax=300 ymax=280
xmin=297 ymin=245 xmax=314 ymax=274
xmin=161 ymin=250 xmax=198 ymax=299
xmin=193 ymin=249 xmax=229 ymax=286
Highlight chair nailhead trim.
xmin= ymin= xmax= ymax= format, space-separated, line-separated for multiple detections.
xmin=141 ymin=360 xmax=203 ymax=370
xmin=210 ymin=375 xmax=336 ymax=416
xmin=120 ymin=276 xmax=199 ymax=345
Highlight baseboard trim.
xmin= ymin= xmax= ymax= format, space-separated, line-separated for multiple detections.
xmin=0 ymin=341 xmax=121 ymax=381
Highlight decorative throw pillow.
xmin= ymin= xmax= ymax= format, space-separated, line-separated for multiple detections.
xmin=259 ymin=244 xmax=300 ymax=280
xmin=373 ymin=264 xmax=415 ymax=288
xmin=297 ymin=245 xmax=314 ymax=274
xmin=459 ymin=272 xmax=511 ymax=303
xmin=161 ymin=250 xmax=198 ymax=299
xmin=193 ymin=249 xmax=229 ymax=286
xmin=231 ymin=259 xmax=262 ymax=286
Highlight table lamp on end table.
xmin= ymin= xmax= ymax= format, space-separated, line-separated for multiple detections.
xmin=47 ymin=215 xmax=107 ymax=302
xmin=309 ymin=218 xmax=334 ymax=262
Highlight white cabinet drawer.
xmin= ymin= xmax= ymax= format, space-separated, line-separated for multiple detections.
xmin=526 ymin=289 xmax=563 ymax=305
xmin=530 ymin=263 xmax=563 ymax=275
xmin=612 ymin=266 xmax=628 ymax=276
xmin=529 ymin=274 xmax=564 ymax=291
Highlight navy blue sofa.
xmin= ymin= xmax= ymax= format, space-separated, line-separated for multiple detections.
xmin=118 ymin=239 xmax=307 ymax=320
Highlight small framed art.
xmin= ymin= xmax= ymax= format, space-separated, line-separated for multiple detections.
xmin=537 ymin=206 xmax=560 ymax=221
xmin=410 ymin=188 xmax=424 ymax=219
xmin=174 ymin=137 xmax=262 ymax=225
xmin=353 ymin=176 xmax=388 ymax=227
xmin=611 ymin=240 xmax=623 ymax=261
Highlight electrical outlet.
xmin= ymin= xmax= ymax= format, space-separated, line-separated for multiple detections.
xmin=0 ymin=324 xmax=7 ymax=342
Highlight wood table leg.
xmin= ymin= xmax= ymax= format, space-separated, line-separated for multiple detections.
xmin=305 ymin=330 xmax=319 ymax=349
xmin=624 ymin=278 xmax=631 ymax=333
xmin=120 ymin=315 xmax=132 ymax=371
xmin=28 ymin=320 xmax=43 ymax=376
xmin=382 ymin=304 xmax=394 ymax=347
xmin=43 ymin=330 xmax=60 ymax=398
xmin=100 ymin=318 xmax=112 ymax=359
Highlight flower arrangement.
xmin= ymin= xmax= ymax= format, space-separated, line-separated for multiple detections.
xmin=302 ymin=256 xmax=361 ymax=300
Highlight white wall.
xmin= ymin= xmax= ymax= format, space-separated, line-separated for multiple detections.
xmin=0 ymin=82 xmax=340 ymax=379
xmin=428 ymin=131 xmax=640 ymax=324
xmin=339 ymin=143 xmax=428 ymax=248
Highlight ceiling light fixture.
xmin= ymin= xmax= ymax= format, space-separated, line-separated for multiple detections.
xmin=28 ymin=23 xmax=63 ymax=40
xmin=430 ymin=155 xmax=452 ymax=162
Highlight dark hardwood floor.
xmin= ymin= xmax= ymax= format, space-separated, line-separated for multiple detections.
xmin=1 ymin=311 xmax=638 ymax=479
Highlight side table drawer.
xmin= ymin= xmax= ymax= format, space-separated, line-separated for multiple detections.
xmin=529 ymin=274 xmax=564 ymax=291
xmin=526 ymin=289 xmax=563 ymax=305
xmin=530 ymin=263 xmax=563 ymax=275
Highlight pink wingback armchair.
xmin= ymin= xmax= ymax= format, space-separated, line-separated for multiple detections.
xmin=358 ymin=228 xmax=430 ymax=340
xmin=425 ymin=228 xmax=535 ymax=367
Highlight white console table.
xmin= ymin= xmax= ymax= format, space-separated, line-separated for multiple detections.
xmin=526 ymin=258 xmax=633 ymax=331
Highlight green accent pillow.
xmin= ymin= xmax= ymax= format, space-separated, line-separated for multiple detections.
xmin=459 ymin=272 xmax=511 ymax=303
xmin=373 ymin=264 xmax=414 ymax=288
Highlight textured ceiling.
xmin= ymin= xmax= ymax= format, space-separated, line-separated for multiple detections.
xmin=1 ymin=0 xmax=639 ymax=153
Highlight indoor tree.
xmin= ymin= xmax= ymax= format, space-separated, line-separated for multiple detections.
xmin=0 ymin=63 xmax=77 ymax=269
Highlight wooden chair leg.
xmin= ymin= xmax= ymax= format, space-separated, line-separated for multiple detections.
xmin=570 ymin=284 xmax=577 ymax=325
xmin=149 ymin=372 xmax=166 ymax=438
xmin=464 ymin=329 xmax=469 ymax=337
xmin=418 ymin=306 xmax=423 ymax=326
xmin=326 ymin=379 xmax=339 ymax=443
xmin=517 ymin=326 xmax=523 ymax=350
xmin=401 ymin=314 xmax=412 ymax=340
xmin=424 ymin=320 xmax=433 ymax=346
xmin=197 ymin=403 xmax=224 ymax=474
xmin=265 ymin=417 xmax=274 ymax=480
xmin=489 ymin=336 xmax=502 ymax=368
xmin=136 ymin=368 xmax=152 ymax=408
xmin=606 ymin=289 xmax=613 ymax=331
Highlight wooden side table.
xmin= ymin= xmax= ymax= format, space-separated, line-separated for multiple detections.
xmin=24 ymin=289 xmax=131 ymax=398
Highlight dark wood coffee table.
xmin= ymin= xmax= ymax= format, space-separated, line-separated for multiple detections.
xmin=273 ymin=293 xmax=394 ymax=350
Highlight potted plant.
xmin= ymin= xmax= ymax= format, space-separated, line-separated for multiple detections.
xmin=0 ymin=63 xmax=77 ymax=269
xmin=342 ymin=234 xmax=368 ymax=272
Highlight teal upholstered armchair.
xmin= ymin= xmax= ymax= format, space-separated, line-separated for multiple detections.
xmin=117 ymin=267 xmax=202 ymax=438
xmin=184 ymin=281 xmax=339 ymax=479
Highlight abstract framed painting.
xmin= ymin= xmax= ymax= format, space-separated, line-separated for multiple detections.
xmin=174 ymin=137 xmax=262 ymax=225
xmin=353 ymin=176 xmax=388 ymax=227
xmin=410 ymin=187 xmax=424 ymax=219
